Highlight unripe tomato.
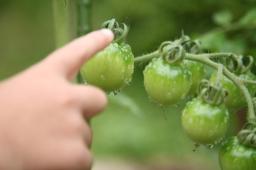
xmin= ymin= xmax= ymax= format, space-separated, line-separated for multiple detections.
xmin=143 ymin=57 xmax=192 ymax=105
xmin=210 ymin=72 xmax=256 ymax=109
xmin=80 ymin=43 xmax=134 ymax=92
xmin=182 ymin=98 xmax=229 ymax=144
xmin=184 ymin=60 xmax=205 ymax=95
xmin=219 ymin=137 xmax=256 ymax=170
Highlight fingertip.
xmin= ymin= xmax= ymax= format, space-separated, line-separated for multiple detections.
xmin=75 ymin=85 xmax=108 ymax=117
xmin=89 ymin=86 xmax=108 ymax=111
xmin=100 ymin=29 xmax=114 ymax=42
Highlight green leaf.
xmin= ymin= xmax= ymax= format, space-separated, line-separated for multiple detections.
xmin=199 ymin=30 xmax=245 ymax=53
xmin=238 ymin=8 xmax=256 ymax=28
xmin=213 ymin=10 xmax=233 ymax=27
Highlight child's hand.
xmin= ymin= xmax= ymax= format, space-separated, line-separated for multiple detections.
xmin=0 ymin=29 xmax=113 ymax=170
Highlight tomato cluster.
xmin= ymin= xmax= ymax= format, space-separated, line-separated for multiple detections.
xmin=80 ymin=19 xmax=256 ymax=170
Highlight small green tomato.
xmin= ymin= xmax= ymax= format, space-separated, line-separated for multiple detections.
xmin=80 ymin=43 xmax=134 ymax=92
xmin=143 ymin=57 xmax=192 ymax=105
xmin=182 ymin=98 xmax=229 ymax=144
xmin=219 ymin=137 xmax=256 ymax=170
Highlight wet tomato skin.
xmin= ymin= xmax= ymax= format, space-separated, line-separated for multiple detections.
xmin=182 ymin=98 xmax=229 ymax=144
xmin=219 ymin=137 xmax=256 ymax=170
xmin=80 ymin=43 xmax=134 ymax=92
xmin=184 ymin=60 xmax=205 ymax=95
xmin=143 ymin=57 xmax=192 ymax=105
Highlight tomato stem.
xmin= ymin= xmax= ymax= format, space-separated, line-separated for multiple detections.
xmin=52 ymin=0 xmax=77 ymax=47
xmin=240 ymin=79 xmax=256 ymax=85
xmin=215 ymin=64 xmax=223 ymax=87
xmin=77 ymin=0 xmax=92 ymax=36
xmin=185 ymin=53 xmax=255 ymax=121
xmin=197 ymin=52 xmax=234 ymax=58
xmin=76 ymin=0 xmax=92 ymax=84
xmin=134 ymin=50 xmax=159 ymax=63
xmin=134 ymin=51 xmax=234 ymax=64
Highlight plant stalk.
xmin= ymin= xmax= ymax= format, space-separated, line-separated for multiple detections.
xmin=134 ymin=50 xmax=159 ymax=63
xmin=76 ymin=0 xmax=92 ymax=84
xmin=52 ymin=0 xmax=77 ymax=48
xmin=76 ymin=0 xmax=92 ymax=36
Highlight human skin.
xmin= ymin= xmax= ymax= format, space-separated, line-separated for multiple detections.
xmin=0 ymin=29 xmax=113 ymax=170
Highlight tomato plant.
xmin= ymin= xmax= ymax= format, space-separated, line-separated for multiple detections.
xmin=79 ymin=19 xmax=256 ymax=170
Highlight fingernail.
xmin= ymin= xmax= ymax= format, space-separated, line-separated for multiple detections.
xmin=101 ymin=29 xmax=114 ymax=40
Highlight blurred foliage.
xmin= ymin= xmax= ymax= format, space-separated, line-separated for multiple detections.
xmin=0 ymin=0 xmax=256 ymax=169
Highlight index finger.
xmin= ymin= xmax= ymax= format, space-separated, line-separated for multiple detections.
xmin=44 ymin=29 xmax=114 ymax=80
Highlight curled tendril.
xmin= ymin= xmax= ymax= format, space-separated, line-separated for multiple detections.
xmin=178 ymin=34 xmax=202 ymax=54
xmin=211 ymin=54 xmax=254 ymax=74
xmin=198 ymin=79 xmax=228 ymax=106
xmin=182 ymin=40 xmax=201 ymax=54
xmin=158 ymin=41 xmax=185 ymax=64
xmin=102 ymin=18 xmax=129 ymax=43
xmin=157 ymin=34 xmax=202 ymax=64
xmin=241 ymin=55 xmax=254 ymax=73
xmin=238 ymin=120 xmax=256 ymax=148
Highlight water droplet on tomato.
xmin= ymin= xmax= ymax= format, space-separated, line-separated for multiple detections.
xmin=192 ymin=143 xmax=200 ymax=152
xmin=100 ymin=74 xmax=106 ymax=81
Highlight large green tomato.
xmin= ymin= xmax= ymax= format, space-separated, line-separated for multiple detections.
xmin=219 ymin=137 xmax=256 ymax=170
xmin=184 ymin=60 xmax=205 ymax=95
xmin=182 ymin=98 xmax=229 ymax=144
xmin=143 ymin=57 xmax=192 ymax=105
xmin=210 ymin=72 xmax=256 ymax=109
xmin=80 ymin=43 xmax=134 ymax=92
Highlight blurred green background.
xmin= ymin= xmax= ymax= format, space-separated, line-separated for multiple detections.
xmin=1 ymin=0 xmax=256 ymax=169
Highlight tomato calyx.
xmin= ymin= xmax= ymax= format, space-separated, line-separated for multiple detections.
xmin=198 ymin=79 xmax=228 ymax=106
xmin=238 ymin=120 xmax=256 ymax=148
xmin=211 ymin=54 xmax=254 ymax=75
xmin=102 ymin=18 xmax=129 ymax=43
xmin=158 ymin=41 xmax=185 ymax=64
xmin=177 ymin=34 xmax=201 ymax=54
xmin=157 ymin=34 xmax=202 ymax=64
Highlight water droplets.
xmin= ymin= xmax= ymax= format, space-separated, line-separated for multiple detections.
xmin=193 ymin=143 xmax=200 ymax=152
xmin=206 ymin=144 xmax=215 ymax=149
xmin=100 ymin=74 xmax=106 ymax=81
xmin=110 ymin=89 xmax=121 ymax=96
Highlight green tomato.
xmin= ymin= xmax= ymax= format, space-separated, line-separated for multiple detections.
xmin=210 ymin=72 xmax=256 ymax=109
xmin=219 ymin=137 xmax=256 ymax=170
xmin=182 ymin=98 xmax=229 ymax=144
xmin=184 ymin=60 xmax=205 ymax=95
xmin=143 ymin=57 xmax=192 ymax=105
xmin=80 ymin=43 xmax=134 ymax=92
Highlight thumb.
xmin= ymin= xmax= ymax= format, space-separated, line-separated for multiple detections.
xmin=43 ymin=29 xmax=114 ymax=80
